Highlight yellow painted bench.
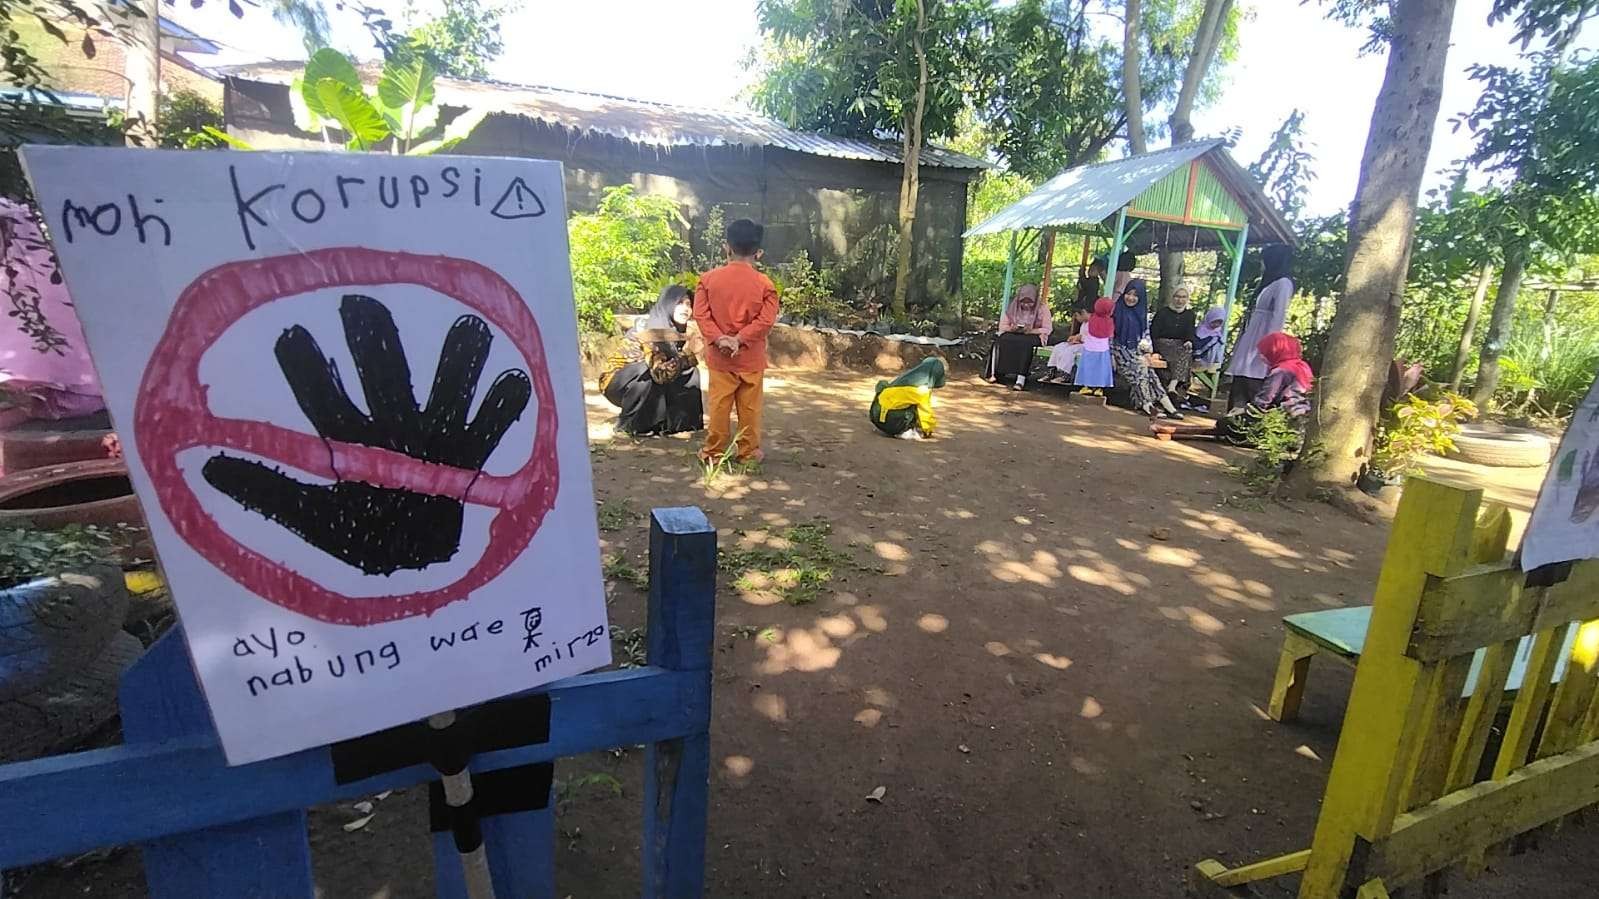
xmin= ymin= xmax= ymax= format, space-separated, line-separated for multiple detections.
xmin=1191 ymin=477 xmax=1599 ymax=898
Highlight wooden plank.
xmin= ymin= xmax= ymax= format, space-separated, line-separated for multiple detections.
xmin=1269 ymin=632 xmax=1319 ymax=722
xmin=1399 ymin=655 xmax=1472 ymax=813
xmin=1298 ymin=479 xmax=1487 ymax=899
xmin=0 ymin=666 xmax=709 ymax=869
xmin=1189 ymin=859 xmax=1263 ymax=898
xmin=1210 ymin=849 xmax=1311 ymax=887
xmin=120 ymin=634 xmax=315 ymax=899
xmin=1355 ymin=879 xmax=1391 ymax=899
xmin=642 ymin=507 xmax=716 ymax=899
xmin=1367 ymin=741 xmax=1599 ymax=888
xmin=1445 ymin=638 xmax=1519 ymax=792
xmin=1536 ymin=621 xmax=1599 ymax=760
xmin=1492 ymin=623 xmax=1571 ymax=780
xmin=1284 ymin=606 xmax=1372 ymax=660
xmin=1410 ymin=561 xmax=1599 ymax=661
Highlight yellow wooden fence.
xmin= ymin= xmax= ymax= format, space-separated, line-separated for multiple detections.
xmin=1191 ymin=477 xmax=1599 ymax=898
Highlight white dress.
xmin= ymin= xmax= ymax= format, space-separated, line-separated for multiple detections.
xmin=1226 ymin=277 xmax=1294 ymax=379
xmin=1047 ymin=341 xmax=1083 ymax=372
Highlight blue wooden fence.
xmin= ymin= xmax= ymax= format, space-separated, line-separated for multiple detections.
xmin=0 ymin=507 xmax=716 ymax=898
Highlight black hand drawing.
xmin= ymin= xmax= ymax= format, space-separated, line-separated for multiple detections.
xmin=202 ymin=294 xmax=531 ymax=575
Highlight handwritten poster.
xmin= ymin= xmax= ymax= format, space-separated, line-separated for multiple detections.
xmin=22 ymin=148 xmax=608 ymax=764
xmin=1521 ymin=375 xmax=1599 ymax=571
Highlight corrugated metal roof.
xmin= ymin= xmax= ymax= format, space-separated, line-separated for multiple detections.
xmin=965 ymin=141 xmax=1220 ymax=236
xmin=963 ymin=140 xmax=1296 ymax=247
xmin=221 ymin=62 xmax=989 ymax=170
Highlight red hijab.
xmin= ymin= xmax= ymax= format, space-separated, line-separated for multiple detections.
xmin=1085 ymin=298 xmax=1115 ymax=339
xmin=1258 ymin=332 xmax=1313 ymax=390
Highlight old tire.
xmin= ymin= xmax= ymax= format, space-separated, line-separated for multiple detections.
xmin=1449 ymin=426 xmax=1553 ymax=468
xmin=0 ymin=458 xmax=143 ymax=529
xmin=0 ymin=565 xmax=130 ymax=701
xmin=0 ymin=630 xmax=141 ymax=763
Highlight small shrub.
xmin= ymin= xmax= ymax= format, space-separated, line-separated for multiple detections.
xmin=0 ymin=524 xmax=125 ymax=589
xmin=1229 ymin=408 xmax=1305 ymax=491
xmin=1371 ymin=392 xmax=1478 ymax=477
xmin=596 ymin=499 xmax=633 ymax=532
xmin=771 ymin=250 xmax=847 ymax=325
xmin=568 ymin=186 xmax=688 ymax=332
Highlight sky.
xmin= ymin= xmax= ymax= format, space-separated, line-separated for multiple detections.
xmin=170 ymin=0 xmax=1588 ymax=218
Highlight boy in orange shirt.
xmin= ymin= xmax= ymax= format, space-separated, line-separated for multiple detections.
xmin=693 ymin=218 xmax=780 ymax=464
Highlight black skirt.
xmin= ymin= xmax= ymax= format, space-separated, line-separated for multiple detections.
xmin=602 ymin=361 xmax=703 ymax=436
xmin=986 ymin=332 xmax=1041 ymax=381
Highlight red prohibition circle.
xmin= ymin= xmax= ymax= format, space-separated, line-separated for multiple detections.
xmin=134 ymin=246 xmax=560 ymax=626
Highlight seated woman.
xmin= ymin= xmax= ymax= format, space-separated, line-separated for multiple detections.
xmin=600 ymin=285 xmax=704 ymax=437
xmin=1151 ymin=283 xmax=1196 ymax=398
xmin=984 ymin=284 xmax=1052 ymax=389
xmin=869 ymin=357 xmax=947 ymax=439
xmin=1110 ymin=279 xmax=1183 ymax=419
xmin=1152 ymin=332 xmax=1313 ymax=444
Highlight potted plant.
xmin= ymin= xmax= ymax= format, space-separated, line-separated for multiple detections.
xmin=1360 ymin=392 xmax=1479 ymax=496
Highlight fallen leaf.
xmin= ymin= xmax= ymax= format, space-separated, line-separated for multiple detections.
xmin=353 ymin=801 xmax=374 ymax=815
xmin=374 ymin=790 xmax=393 ymax=801
xmin=958 ymin=744 xmax=971 ymax=754
xmin=1149 ymin=527 xmax=1171 ymax=541
xmin=865 ymin=786 xmax=886 ymax=803
xmin=343 ymin=814 xmax=375 ymax=833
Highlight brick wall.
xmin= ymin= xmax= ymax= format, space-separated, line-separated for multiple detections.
xmin=6 ymin=18 xmax=221 ymax=104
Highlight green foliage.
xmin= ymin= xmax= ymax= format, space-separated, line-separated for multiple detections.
xmin=287 ymin=48 xmax=489 ymax=154
xmin=404 ymin=0 xmax=514 ymax=80
xmin=558 ymin=771 xmax=623 ymax=803
xmin=771 ymin=250 xmax=846 ymax=324
xmin=567 ymin=186 xmax=689 ymax=332
xmin=0 ymin=524 xmax=121 ymax=587
xmin=602 ymin=551 xmax=648 ymax=590
xmin=1496 ymin=302 xmax=1599 ymax=416
xmin=1370 ymin=393 xmax=1479 ymax=476
xmin=1247 ymin=109 xmax=1316 ymax=222
xmin=596 ymin=498 xmax=633 ymax=532
xmin=718 ymin=521 xmax=858 ymax=606
xmin=1230 ymin=408 xmax=1307 ymax=491
xmin=610 ymin=627 xmax=647 ymax=668
xmin=157 ymin=90 xmax=227 ymax=149
xmin=972 ymin=0 xmax=1122 ymax=179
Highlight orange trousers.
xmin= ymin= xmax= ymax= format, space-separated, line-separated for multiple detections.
xmin=703 ymin=368 xmax=764 ymax=461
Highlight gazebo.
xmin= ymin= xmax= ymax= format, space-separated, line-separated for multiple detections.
xmin=965 ymin=139 xmax=1296 ymax=353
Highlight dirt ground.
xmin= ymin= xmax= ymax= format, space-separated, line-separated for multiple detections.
xmin=9 ymin=369 xmax=1594 ymax=898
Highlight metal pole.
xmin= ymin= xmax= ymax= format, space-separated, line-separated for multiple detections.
xmin=429 ymin=711 xmax=498 ymax=899
xmin=1106 ymin=207 xmax=1129 ymax=291
xmin=1220 ymin=222 xmax=1250 ymax=353
xmin=1001 ymin=230 xmax=1018 ymax=308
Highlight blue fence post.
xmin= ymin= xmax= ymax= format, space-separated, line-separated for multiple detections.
xmin=641 ymin=507 xmax=716 ymax=899
xmin=120 ymin=630 xmax=315 ymax=898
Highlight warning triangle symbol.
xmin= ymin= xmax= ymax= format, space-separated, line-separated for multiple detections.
xmin=490 ymin=178 xmax=546 ymax=220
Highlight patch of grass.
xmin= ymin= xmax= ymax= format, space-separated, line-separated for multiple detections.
xmin=700 ymin=429 xmax=743 ymax=486
xmin=611 ymin=625 xmax=647 ymax=668
xmin=717 ymin=520 xmax=857 ymax=606
xmin=597 ymin=498 xmax=634 ymax=532
xmin=603 ymin=552 xmax=649 ymax=590
xmin=557 ymin=772 xmax=623 ymax=807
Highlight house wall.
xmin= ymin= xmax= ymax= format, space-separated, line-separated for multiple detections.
xmin=224 ymin=77 xmax=972 ymax=315
xmin=5 ymin=18 xmax=221 ymax=104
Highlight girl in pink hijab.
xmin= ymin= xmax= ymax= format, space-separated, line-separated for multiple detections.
xmin=985 ymin=284 xmax=1052 ymax=389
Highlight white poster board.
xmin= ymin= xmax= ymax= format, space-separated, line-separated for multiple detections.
xmin=22 ymin=147 xmax=608 ymax=764
xmin=1521 ymin=375 xmax=1599 ymax=571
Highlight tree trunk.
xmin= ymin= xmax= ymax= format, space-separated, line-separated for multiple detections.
xmin=1470 ymin=244 xmax=1526 ymax=407
xmin=891 ymin=0 xmax=929 ymax=319
xmin=1167 ymin=0 xmax=1232 ymax=145
xmin=1159 ymin=0 xmax=1231 ymax=305
xmin=1284 ymin=0 xmax=1456 ymax=497
xmin=1538 ymin=287 xmax=1558 ymax=364
xmin=122 ymin=0 xmax=161 ymax=147
xmin=1448 ymin=262 xmax=1493 ymax=391
xmin=1122 ymin=0 xmax=1145 ymax=155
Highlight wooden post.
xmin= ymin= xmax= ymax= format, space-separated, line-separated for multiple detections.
xmin=121 ymin=633 xmax=316 ymax=897
xmin=642 ymin=507 xmax=716 ymax=899
xmin=1105 ymin=207 xmax=1129 ymax=286
xmin=1298 ymin=479 xmax=1487 ymax=898
xmin=1037 ymin=230 xmax=1058 ymax=309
